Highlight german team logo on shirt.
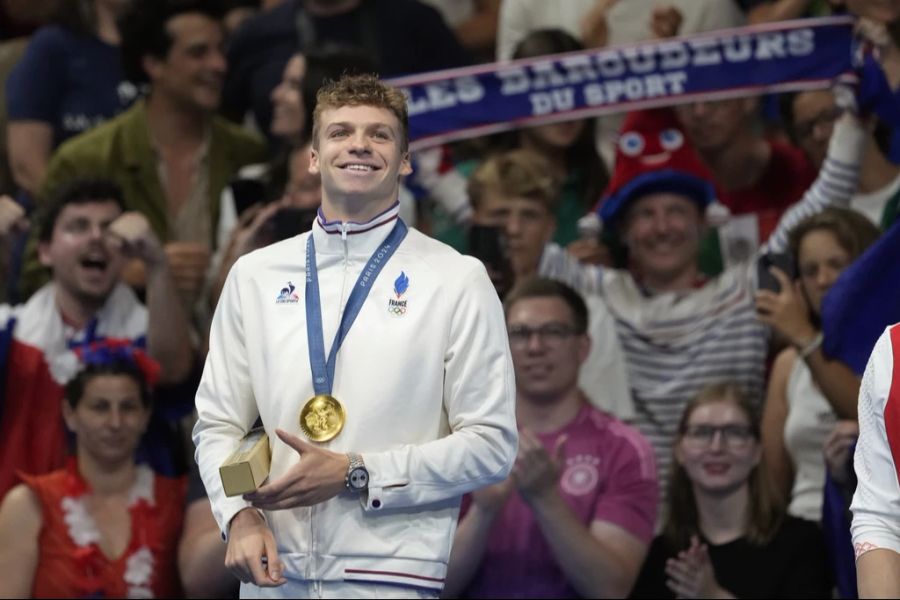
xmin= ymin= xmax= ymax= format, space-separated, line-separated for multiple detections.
xmin=275 ymin=282 xmax=300 ymax=304
xmin=388 ymin=272 xmax=409 ymax=316
xmin=560 ymin=454 xmax=601 ymax=497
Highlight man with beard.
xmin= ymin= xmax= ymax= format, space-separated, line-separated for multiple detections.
xmin=0 ymin=179 xmax=192 ymax=497
xmin=19 ymin=0 xmax=266 ymax=305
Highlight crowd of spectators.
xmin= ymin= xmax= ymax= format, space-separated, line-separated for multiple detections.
xmin=0 ymin=0 xmax=899 ymax=597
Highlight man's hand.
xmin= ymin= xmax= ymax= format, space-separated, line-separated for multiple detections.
xmin=244 ymin=429 xmax=349 ymax=510
xmin=581 ymin=0 xmax=619 ymax=48
xmin=164 ymin=241 xmax=211 ymax=298
xmin=754 ymin=268 xmax=818 ymax=348
xmin=650 ymin=5 xmax=683 ymax=39
xmin=0 ymin=195 xmax=28 ymax=238
xmin=106 ymin=211 xmax=166 ymax=268
xmin=226 ymin=201 xmax=285 ymax=260
xmin=225 ymin=508 xmax=286 ymax=587
xmin=565 ymin=238 xmax=613 ymax=266
xmin=513 ymin=429 xmax=566 ymax=504
xmin=824 ymin=420 xmax=860 ymax=485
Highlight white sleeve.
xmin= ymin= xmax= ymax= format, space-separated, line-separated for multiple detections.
xmin=851 ymin=325 xmax=900 ymax=557
xmin=360 ymin=263 xmax=518 ymax=512
xmin=760 ymin=114 xmax=864 ymax=258
xmin=496 ymin=0 xmax=532 ymax=61
xmin=538 ymin=242 xmax=606 ymax=296
xmin=192 ymin=258 xmax=260 ymax=537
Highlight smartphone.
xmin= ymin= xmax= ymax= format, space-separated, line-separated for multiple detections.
xmin=267 ymin=207 xmax=318 ymax=242
xmin=468 ymin=224 xmax=509 ymax=272
xmin=756 ymin=252 xmax=796 ymax=293
xmin=467 ymin=224 xmax=513 ymax=296
xmin=230 ymin=178 xmax=268 ymax=217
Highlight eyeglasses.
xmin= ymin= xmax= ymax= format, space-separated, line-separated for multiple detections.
xmin=794 ymin=107 xmax=842 ymax=140
xmin=681 ymin=424 xmax=755 ymax=449
xmin=507 ymin=323 xmax=576 ymax=348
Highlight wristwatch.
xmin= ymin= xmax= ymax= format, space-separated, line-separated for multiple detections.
xmin=345 ymin=452 xmax=369 ymax=493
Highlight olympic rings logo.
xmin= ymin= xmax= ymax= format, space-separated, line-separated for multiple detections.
xmin=388 ymin=305 xmax=407 ymax=316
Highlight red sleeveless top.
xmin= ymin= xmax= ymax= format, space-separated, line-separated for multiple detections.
xmin=20 ymin=462 xmax=186 ymax=598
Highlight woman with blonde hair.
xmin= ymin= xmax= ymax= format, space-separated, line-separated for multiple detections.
xmin=631 ymin=383 xmax=830 ymax=598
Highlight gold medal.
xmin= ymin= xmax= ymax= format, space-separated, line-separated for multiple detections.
xmin=299 ymin=394 xmax=346 ymax=442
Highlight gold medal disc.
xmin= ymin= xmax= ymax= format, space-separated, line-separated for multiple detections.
xmin=299 ymin=394 xmax=346 ymax=442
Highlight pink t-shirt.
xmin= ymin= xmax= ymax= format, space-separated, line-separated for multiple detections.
xmin=459 ymin=403 xmax=659 ymax=599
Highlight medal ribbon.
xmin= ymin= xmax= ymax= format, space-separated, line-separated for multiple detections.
xmin=305 ymin=219 xmax=408 ymax=395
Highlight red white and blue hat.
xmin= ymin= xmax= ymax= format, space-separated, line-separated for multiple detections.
xmin=598 ymin=108 xmax=717 ymax=227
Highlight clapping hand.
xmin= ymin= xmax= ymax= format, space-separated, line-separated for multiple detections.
xmin=665 ymin=536 xmax=729 ymax=599
xmin=513 ymin=429 xmax=567 ymax=504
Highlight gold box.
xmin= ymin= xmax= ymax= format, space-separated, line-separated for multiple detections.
xmin=219 ymin=427 xmax=271 ymax=497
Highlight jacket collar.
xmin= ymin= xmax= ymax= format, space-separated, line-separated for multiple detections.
xmin=311 ymin=201 xmax=401 ymax=256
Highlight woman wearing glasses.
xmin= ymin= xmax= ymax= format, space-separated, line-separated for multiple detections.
xmin=630 ymin=383 xmax=830 ymax=599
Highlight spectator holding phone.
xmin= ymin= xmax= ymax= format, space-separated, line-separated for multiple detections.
xmin=426 ymin=29 xmax=608 ymax=254
xmin=216 ymin=45 xmax=376 ymax=251
xmin=756 ymin=207 xmax=880 ymax=519
xmin=468 ymin=148 xmax=633 ymax=420
xmin=209 ymin=142 xmax=322 ymax=310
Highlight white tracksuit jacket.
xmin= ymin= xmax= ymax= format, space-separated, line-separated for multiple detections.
xmin=193 ymin=203 xmax=518 ymax=592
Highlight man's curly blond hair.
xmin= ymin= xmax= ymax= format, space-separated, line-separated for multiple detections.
xmin=312 ymin=73 xmax=409 ymax=152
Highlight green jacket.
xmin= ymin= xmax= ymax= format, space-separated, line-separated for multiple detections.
xmin=20 ymin=99 xmax=267 ymax=296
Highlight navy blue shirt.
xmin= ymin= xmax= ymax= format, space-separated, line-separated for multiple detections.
xmin=6 ymin=25 xmax=138 ymax=147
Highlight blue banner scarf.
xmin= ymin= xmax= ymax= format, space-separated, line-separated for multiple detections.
xmin=388 ymin=17 xmax=858 ymax=151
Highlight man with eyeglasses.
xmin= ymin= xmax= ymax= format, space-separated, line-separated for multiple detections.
xmin=443 ymin=277 xmax=658 ymax=599
xmin=788 ymin=88 xmax=900 ymax=229
xmin=674 ymin=98 xmax=816 ymax=247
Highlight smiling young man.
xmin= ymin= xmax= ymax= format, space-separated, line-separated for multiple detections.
xmin=193 ymin=74 xmax=517 ymax=598
xmin=443 ymin=278 xmax=657 ymax=599
xmin=536 ymin=106 xmax=866 ymax=488
xmin=0 ymin=179 xmax=193 ymax=498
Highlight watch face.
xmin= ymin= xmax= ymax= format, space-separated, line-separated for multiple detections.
xmin=349 ymin=467 xmax=369 ymax=490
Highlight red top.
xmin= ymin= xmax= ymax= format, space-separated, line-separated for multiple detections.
xmin=20 ymin=464 xmax=186 ymax=599
xmin=714 ymin=140 xmax=817 ymax=241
